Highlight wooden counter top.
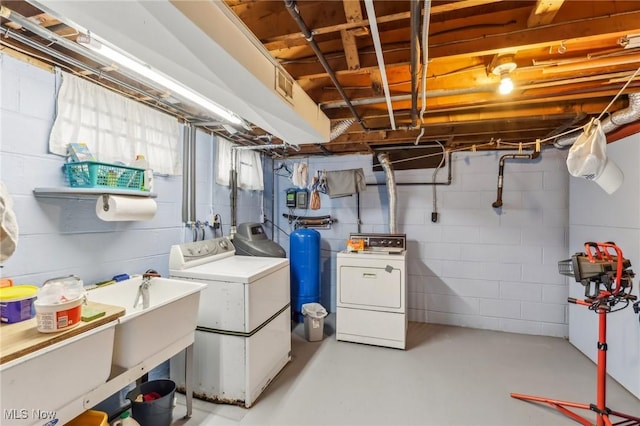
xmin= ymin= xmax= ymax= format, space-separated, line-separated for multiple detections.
xmin=0 ymin=301 xmax=125 ymax=365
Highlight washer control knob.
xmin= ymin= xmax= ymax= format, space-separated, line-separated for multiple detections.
xmin=219 ymin=239 xmax=228 ymax=250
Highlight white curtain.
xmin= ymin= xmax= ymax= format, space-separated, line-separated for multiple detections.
xmin=49 ymin=71 xmax=181 ymax=175
xmin=215 ymin=137 xmax=264 ymax=191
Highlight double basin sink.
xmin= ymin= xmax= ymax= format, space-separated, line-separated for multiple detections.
xmin=0 ymin=276 xmax=205 ymax=425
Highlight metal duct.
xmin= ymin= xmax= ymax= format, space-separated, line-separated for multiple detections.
xmin=330 ymin=119 xmax=356 ymax=140
xmin=554 ymin=93 xmax=640 ymax=148
xmin=377 ymin=153 xmax=398 ymax=233
xmin=492 ymin=150 xmax=541 ymax=209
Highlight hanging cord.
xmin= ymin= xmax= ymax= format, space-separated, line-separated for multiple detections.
xmin=497 ymin=64 xmax=640 ymax=148
xmin=264 ymin=217 xmax=290 ymax=238
xmin=498 ymin=125 xmax=582 ymax=147
xmin=387 ymin=140 xmax=495 ymax=166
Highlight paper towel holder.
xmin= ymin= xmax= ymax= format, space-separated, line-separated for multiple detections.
xmin=101 ymin=194 xmax=110 ymax=212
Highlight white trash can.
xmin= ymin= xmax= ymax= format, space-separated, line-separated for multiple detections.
xmin=301 ymin=303 xmax=328 ymax=342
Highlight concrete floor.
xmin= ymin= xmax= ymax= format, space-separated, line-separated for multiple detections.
xmin=170 ymin=315 xmax=640 ymax=425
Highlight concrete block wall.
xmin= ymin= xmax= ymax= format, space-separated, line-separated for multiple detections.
xmin=0 ymin=53 xmax=260 ymax=287
xmin=276 ymin=149 xmax=570 ymax=337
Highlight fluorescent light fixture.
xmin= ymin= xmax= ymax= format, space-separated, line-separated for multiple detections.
xmin=77 ymin=34 xmax=243 ymax=125
xmin=619 ymin=34 xmax=640 ymax=49
xmin=498 ymin=74 xmax=514 ymax=95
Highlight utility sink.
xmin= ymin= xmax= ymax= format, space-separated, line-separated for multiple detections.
xmin=0 ymin=322 xmax=116 ymax=426
xmin=86 ymin=276 xmax=206 ymax=369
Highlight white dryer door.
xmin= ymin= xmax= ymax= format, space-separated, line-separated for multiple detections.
xmin=339 ymin=265 xmax=403 ymax=310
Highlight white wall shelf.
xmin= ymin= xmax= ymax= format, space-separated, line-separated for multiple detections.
xmin=33 ymin=187 xmax=157 ymax=198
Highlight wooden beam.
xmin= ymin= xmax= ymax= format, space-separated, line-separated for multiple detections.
xmin=0 ymin=44 xmax=54 ymax=72
xmin=527 ymin=0 xmax=565 ymax=27
xmin=428 ymin=9 xmax=640 ymax=60
xmin=284 ymin=14 xmax=639 ymax=83
xmin=325 ymin=93 xmax=623 ymax=121
xmin=340 ymin=29 xmax=360 ymax=71
xmin=339 ymin=0 xmax=367 ymax=71
xmin=262 ymin=0 xmax=503 ymax=51
xmin=369 ymin=69 xmax=383 ymax=96
xmin=329 ymin=122 xmax=569 ymax=144
xmin=343 ymin=0 xmax=363 ymax=23
xmin=542 ymin=52 xmax=640 ymax=74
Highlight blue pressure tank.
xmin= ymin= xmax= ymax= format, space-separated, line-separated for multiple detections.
xmin=290 ymin=229 xmax=321 ymax=322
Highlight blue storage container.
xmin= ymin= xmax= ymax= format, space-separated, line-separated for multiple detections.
xmin=290 ymin=229 xmax=321 ymax=322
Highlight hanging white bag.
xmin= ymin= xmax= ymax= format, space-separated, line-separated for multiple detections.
xmin=566 ymin=119 xmax=623 ymax=194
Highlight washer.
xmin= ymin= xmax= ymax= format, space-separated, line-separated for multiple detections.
xmin=168 ymin=237 xmax=290 ymax=407
xmin=336 ymin=233 xmax=407 ymax=349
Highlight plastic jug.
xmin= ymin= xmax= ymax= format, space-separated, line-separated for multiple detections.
xmin=132 ymin=155 xmax=154 ymax=192
xmin=112 ymin=411 xmax=140 ymax=426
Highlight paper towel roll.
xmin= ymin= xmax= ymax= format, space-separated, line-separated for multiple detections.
xmin=96 ymin=195 xmax=157 ymax=221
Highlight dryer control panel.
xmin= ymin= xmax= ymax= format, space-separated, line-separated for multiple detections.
xmin=348 ymin=233 xmax=406 ymax=252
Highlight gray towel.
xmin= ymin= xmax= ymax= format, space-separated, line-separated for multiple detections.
xmin=325 ymin=168 xmax=366 ymax=198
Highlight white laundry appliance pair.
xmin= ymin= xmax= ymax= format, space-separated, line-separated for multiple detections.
xmin=168 ymin=237 xmax=290 ymax=407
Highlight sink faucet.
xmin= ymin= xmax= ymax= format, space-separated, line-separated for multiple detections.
xmin=134 ymin=270 xmax=161 ymax=309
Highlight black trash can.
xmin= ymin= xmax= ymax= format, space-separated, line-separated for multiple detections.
xmin=126 ymin=379 xmax=176 ymax=426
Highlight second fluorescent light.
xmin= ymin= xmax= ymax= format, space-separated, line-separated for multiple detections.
xmin=77 ymin=34 xmax=243 ymax=125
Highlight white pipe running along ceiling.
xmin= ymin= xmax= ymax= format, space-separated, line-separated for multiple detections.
xmin=29 ymin=0 xmax=330 ymax=145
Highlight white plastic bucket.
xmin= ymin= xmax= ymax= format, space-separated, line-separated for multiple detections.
xmin=34 ymin=296 xmax=84 ymax=333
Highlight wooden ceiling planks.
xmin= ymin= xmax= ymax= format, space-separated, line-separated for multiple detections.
xmin=3 ymin=0 xmax=639 ymax=155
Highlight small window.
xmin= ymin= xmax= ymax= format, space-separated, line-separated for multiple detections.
xmin=49 ymin=71 xmax=181 ymax=175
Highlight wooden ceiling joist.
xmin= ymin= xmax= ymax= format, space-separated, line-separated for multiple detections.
xmin=527 ymin=0 xmax=566 ymax=27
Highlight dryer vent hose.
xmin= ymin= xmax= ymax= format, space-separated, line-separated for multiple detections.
xmin=377 ymin=153 xmax=398 ymax=233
